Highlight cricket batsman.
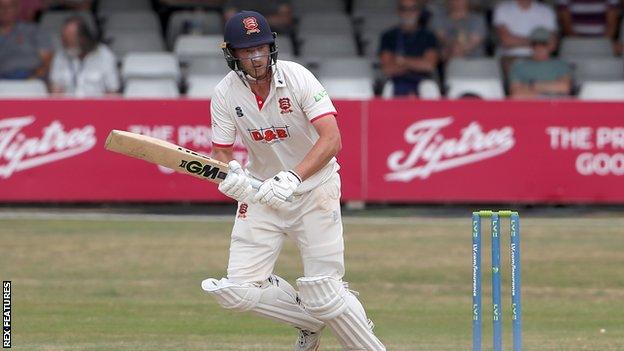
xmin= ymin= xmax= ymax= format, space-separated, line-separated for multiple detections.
xmin=200 ymin=10 xmax=386 ymax=351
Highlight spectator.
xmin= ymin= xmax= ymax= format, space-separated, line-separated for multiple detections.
xmin=379 ymin=0 xmax=439 ymax=97
xmin=432 ymin=0 xmax=487 ymax=60
xmin=509 ymin=27 xmax=572 ymax=99
xmin=557 ymin=0 xmax=619 ymax=38
xmin=494 ymin=0 xmax=557 ymax=59
xmin=49 ymin=17 xmax=119 ymax=97
xmin=0 ymin=0 xmax=53 ymax=79
xmin=223 ymin=0 xmax=293 ymax=34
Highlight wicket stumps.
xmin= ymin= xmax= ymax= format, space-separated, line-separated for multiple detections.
xmin=472 ymin=210 xmax=522 ymax=351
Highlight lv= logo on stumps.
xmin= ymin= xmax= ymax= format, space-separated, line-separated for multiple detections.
xmin=472 ymin=210 xmax=522 ymax=351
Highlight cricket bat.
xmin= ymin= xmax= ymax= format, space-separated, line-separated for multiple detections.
xmin=104 ymin=130 xmax=263 ymax=189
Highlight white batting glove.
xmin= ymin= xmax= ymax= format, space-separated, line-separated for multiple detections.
xmin=253 ymin=170 xmax=301 ymax=209
xmin=218 ymin=160 xmax=254 ymax=203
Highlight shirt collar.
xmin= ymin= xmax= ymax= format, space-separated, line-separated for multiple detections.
xmin=273 ymin=61 xmax=285 ymax=88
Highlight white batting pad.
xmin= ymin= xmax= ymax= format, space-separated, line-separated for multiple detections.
xmin=296 ymin=276 xmax=386 ymax=351
xmin=202 ymin=275 xmax=324 ymax=332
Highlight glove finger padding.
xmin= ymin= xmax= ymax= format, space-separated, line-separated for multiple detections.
xmin=218 ymin=172 xmax=239 ymax=193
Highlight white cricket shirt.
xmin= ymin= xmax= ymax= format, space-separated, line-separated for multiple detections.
xmin=493 ymin=1 xmax=557 ymax=57
xmin=210 ymin=60 xmax=340 ymax=194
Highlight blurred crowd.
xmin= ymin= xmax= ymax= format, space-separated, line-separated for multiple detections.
xmin=1 ymin=0 xmax=624 ymax=99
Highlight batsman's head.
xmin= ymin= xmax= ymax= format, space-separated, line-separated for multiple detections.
xmin=222 ymin=11 xmax=278 ymax=81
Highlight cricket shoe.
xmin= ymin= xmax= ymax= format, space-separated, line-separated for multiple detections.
xmin=295 ymin=327 xmax=323 ymax=351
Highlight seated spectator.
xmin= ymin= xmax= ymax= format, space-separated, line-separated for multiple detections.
xmin=509 ymin=27 xmax=572 ymax=99
xmin=49 ymin=17 xmax=119 ymax=97
xmin=379 ymin=0 xmax=439 ymax=97
xmin=223 ymin=0 xmax=293 ymax=34
xmin=494 ymin=0 xmax=557 ymax=59
xmin=432 ymin=0 xmax=486 ymax=60
xmin=556 ymin=0 xmax=619 ymax=38
xmin=0 ymin=0 xmax=52 ymax=79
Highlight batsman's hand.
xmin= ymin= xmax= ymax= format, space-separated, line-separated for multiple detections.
xmin=218 ymin=160 xmax=254 ymax=203
xmin=254 ymin=170 xmax=301 ymax=209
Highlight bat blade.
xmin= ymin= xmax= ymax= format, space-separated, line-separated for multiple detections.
xmin=104 ymin=130 xmax=230 ymax=184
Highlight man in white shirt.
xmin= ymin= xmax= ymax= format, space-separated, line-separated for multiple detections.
xmin=200 ymin=11 xmax=386 ymax=351
xmin=49 ymin=17 xmax=119 ymax=97
xmin=494 ymin=0 xmax=558 ymax=58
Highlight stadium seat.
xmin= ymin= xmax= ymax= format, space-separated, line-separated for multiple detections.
xmin=275 ymin=36 xmax=295 ymax=57
xmin=446 ymin=58 xmax=502 ymax=80
xmin=446 ymin=78 xmax=505 ymax=99
xmin=292 ymin=0 xmax=345 ymax=15
xmin=360 ymin=30 xmax=383 ymax=60
xmin=109 ymin=31 xmax=166 ymax=60
xmin=122 ymin=53 xmax=180 ymax=82
xmin=568 ymin=57 xmax=623 ymax=83
xmin=298 ymin=13 xmax=353 ymax=35
xmin=419 ymin=79 xmax=442 ymax=99
xmin=316 ymin=57 xmax=373 ymax=78
xmin=321 ymin=77 xmax=374 ymax=99
xmin=167 ymin=11 xmax=223 ymax=49
xmin=187 ymin=57 xmax=231 ymax=77
xmin=299 ymin=34 xmax=358 ymax=58
xmin=186 ymin=75 xmax=224 ymax=98
xmin=124 ymin=79 xmax=179 ymax=98
xmin=98 ymin=0 xmax=152 ymax=16
xmin=560 ymin=37 xmax=613 ymax=58
xmin=104 ymin=11 xmax=160 ymax=33
xmin=578 ymin=81 xmax=624 ymax=100
xmin=39 ymin=11 xmax=97 ymax=35
xmin=0 ymin=80 xmax=48 ymax=98
xmin=174 ymin=35 xmax=223 ymax=62
xmin=352 ymin=0 xmax=396 ymax=19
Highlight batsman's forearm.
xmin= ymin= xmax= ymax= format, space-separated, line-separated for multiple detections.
xmin=294 ymin=134 xmax=341 ymax=181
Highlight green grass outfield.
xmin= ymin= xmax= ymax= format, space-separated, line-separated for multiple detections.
xmin=1 ymin=214 xmax=623 ymax=350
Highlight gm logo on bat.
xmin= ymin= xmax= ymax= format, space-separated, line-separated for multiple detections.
xmin=178 ymin=160 xmax=227 ymax=180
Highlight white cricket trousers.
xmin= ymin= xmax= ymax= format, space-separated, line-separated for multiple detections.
xmin=226 ymin=173 xmax=345 ymax=283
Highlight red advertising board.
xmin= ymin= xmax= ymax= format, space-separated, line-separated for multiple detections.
xmin=0 ymin=99 xmax=623 ymax=203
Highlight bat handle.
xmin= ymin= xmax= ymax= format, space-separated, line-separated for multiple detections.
xmin=250 ymin=178 xmax=264 ymax=190
xmin=248 ymin=177 xmax=293 ymax=203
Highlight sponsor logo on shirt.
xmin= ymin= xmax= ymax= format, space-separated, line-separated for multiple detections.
xmin=313 ymin=90 xmax=328 ymax=102
xmin=237 ymin=203 xmax=248 ymax=219
xmin=278 ymin=97 xmax=293 ymax=114
xmin=243 ymin=17 xmax=260 ymax=35
xmin=249 ymin=125 xmax=290 ymax=143
xmin=235 ymin=106 xmax=244 ymax=117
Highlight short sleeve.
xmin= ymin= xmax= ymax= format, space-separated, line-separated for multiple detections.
xmin=49 ymin=53 xmax=65 ymax=87
xmin=492 ymin=3 xmax=507 ymax=27
xmin=294 ymin=64 xmax=337 ymax=122
xmin=379 ymin=29 xmax=395 ymax=55
xmin=210 ymin=89 xmax=236 ymax=146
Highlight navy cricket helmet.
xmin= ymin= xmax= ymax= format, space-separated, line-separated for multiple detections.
xmin=221 ymin=11 xmax=278 ymax=71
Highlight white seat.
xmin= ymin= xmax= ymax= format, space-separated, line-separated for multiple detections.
xmin=186 ymin=75 xmax=223 ymax=98
xmin=104 ymin=11 xmax=160 ymax=32
xmin=446 ymin=78 xmax=504 ymax=99
xmin=167 ymin=11 xmax=223 ymax=48
xmin=321 ymin=77 xmax=374 ymax=99
xmin=187 ymin=57 xmax=231 ymax=76
xmin=122 ymin=52 xmax=180 ymax=81
xmin=300 ymin=34 xmax=358 ymax=58
xmin=317 ymin=57 xmax=373 ymax=78
xmin=352 ymin=0 xmax=395 ymax=18
xmin=109 ymin=31 xmax=166 ymax=60
xmin=39 ymin=11 xmax=97 ymax=34
xmin=560 ymin=37 xmax=613 ymax=58
xmin=298 ymin=13 xmax=353 ymax=35
xmin=360 ymin=30 xmax=383 ymax=60
xmin=174 ymin=35 xmax=223 ymax=62
xmin=578 ymin=81 xmax=624 ymax=100
xmin=446 ymin=58 xmax=501 ymax=80
xmin=124 ymin=79 xmax=179 ymax=98
xmin=419 ymin=79 xmax=441 ymax=99
xmin=0 ymin=80 xmax=48 ymax=98
xmin=98 ymin=0 xmax=152 ymax=15
xmin=292 ymin=0 xmax=345 ymax=15
xmin=568 ymin=57 xmax=623 ymax=83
